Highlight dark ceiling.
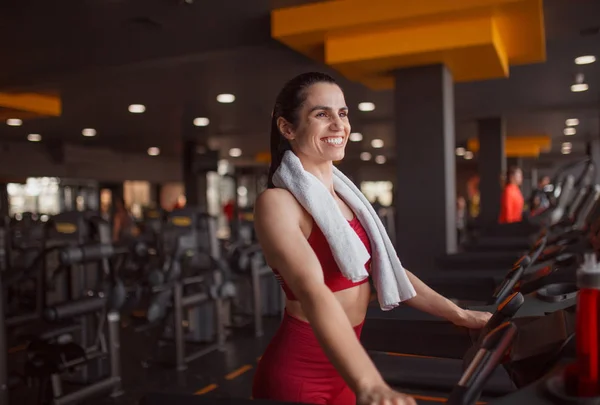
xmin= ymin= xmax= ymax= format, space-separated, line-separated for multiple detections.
xmin=0 ymin=0 xmax=599 ymax=167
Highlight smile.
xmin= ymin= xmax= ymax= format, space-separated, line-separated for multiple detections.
xmin=322 ymin=137 xmax=344 ymax=146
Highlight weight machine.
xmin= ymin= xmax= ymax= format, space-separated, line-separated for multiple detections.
xmin=136 ymin=207 xmax=236 ymax=371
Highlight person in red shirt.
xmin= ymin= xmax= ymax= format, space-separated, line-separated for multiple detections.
xmin=499 ymin=166 xmax=524 ymax=223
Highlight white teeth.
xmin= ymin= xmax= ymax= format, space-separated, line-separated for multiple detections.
xmin=324 ymin=137 xmax=343 ymax=145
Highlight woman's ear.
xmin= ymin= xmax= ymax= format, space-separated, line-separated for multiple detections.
xmin=277 ymin=117 xmax=295 ymax=141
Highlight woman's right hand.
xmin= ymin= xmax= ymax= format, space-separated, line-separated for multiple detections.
xmin=357 ymin=384 xmax=418 ymax=405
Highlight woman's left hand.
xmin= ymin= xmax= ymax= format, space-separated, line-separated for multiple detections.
xmin=452 ymin=309 xmax=492 ymax=329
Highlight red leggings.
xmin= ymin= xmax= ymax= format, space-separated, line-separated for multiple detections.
xmin=252 ymin=311 xmax=364 ymax=405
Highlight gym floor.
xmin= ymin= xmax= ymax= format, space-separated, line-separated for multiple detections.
xmin=88 ymin=315 xmax=281 ymax=405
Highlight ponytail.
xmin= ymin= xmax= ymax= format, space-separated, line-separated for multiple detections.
xmin=267 ymin=116 xmax=291 ymax=188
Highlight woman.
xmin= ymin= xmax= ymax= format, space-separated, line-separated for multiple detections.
xmin=252 ymin=72 xmax=491 ymax=405
xmin=499 ymin=166 xmax=524 ymax=224
xmin=112 ymin=197 xmax=136 ymax=243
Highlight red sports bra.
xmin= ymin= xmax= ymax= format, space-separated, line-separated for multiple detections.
xmin=273 ymin=216 xmax=372 ymax=300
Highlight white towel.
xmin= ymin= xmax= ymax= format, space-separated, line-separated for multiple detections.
xmin=272 ymin=150 xmax=416 ymax=310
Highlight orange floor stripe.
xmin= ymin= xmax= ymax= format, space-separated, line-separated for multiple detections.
xmin=194 ymin=384 xmax=218 ymax=395
xmin=410 ymin=393 xmax=486 ymax=404
xmin=385 ymin=352 xmax=442 ymax=360
xmin=225 ymin=364 xmax=253 ymax=380
xmin=8 ymin=344 xmax=27 ymax=354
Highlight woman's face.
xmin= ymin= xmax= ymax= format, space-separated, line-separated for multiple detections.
xmin=280 ymin=82 xmax=351 ymax=163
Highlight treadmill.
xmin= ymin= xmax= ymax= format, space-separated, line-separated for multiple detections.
xmin=471 ymin=162 xmax=596 ymax=253
xmin=416 ymin=184 xmax=600 ymax=304
xmin=361 ymin=198 xmax=600 ymax=360
xmin=370 ymin=290 xmax=577 ymax=400
xmin=470 ymin=158 xmax=593 ymax=240
xmin=434 ymin=173 xmax=580 ymax=278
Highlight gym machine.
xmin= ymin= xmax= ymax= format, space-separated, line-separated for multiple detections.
xmin=25 ymin=241 xmax=128 ymax=405
xmin=226 ymin=242 xmax=284 ymax=337
xmin=417 ymin=183 xmax=600 ymax=305
xmin=136 ymin=207 xmax=236 ymax=371
xmin=437 ymin=172 xmax=580 ymax=272
xmin=361 ymin=197 xmax=600 ymax=362
xmin=0 ymin=211 xmax=137 ymax=405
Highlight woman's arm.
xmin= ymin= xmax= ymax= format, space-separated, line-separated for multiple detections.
xmin=255 ymin=190 xmax=414 ymax=404
xmin=403 ymin=270 xmax=491 ymax=328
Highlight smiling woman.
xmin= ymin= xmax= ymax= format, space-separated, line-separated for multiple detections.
xmin=253 ymin=72 xmax=418 ymax=405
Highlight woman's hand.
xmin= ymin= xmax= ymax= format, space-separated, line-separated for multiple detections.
xmin=452 ymin=309 xmax=492 ymax=329
xmin=357 ymin=384 xmax=417 ymax=405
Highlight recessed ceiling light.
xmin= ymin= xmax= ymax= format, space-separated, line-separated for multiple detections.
xmin=564 ymin=127 xmax=576 ymax=136
xmin=82 ymin=128 xmax=97 ymax=137
xmin=349 ymin=132 xmax=363 ymax=142
xmin=147 ymin=147 xmax=160 ymax=156
xmin=565 ymin=118 xmax=579 ymax=127
xmin=193 ymin=117 xmax=210 ymax=127
xmin=27 ymin=134 xmax=42 ymax=142
xmin=464 ymin=151 xmax=474 ymax=160
xmin=561 ymin=142 xmax=572 ymax=152
xmin=456 ymin=147 xmax=466 ymax=156
xmin=6 ymin=118 xmax=22 ymax=127
xmin=374 ymin=155 xmax=386 ymax=164
xmin=360 ymin=152 xmax=372 ymax=161
xmin=217 ymin=94 xmax=235 ymax=103
xmin=571 ymin=83 xmax=589 ymax=92
xmin=229 ymin=147 xmax=242 ymax=157
xmin=128 ymin=104 xmax=146 ymax=113
xmin=371 ymin=139 xmax=384 ymax=148
xmin=358 ymin=102 xmax=375 ymax=112
xmin=575 ymin=55 xmax=596 ymax=65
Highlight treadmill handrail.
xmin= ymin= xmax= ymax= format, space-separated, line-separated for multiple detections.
xmin=447 ymin=322 xmax=518 ymax=405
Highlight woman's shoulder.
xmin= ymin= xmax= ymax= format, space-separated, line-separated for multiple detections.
xmin=255 ymin=189 xmax=307 ymax=224
xmin=256 ymin=188 xmax=300 ymax=213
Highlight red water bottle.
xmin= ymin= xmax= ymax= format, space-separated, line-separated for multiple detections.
xmin=576 ymin=253 xmax=600 ymax=397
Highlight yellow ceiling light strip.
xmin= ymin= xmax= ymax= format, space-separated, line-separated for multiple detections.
xmin=0 ymin=92 xmax=62 ymax=118
xmin=467 ymin=135 xmax=550 ymax=157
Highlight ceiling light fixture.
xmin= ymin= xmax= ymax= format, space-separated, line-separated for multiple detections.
xmin=374 ymin=155 xmax=386 ymax=164
xmin=147 ymin=147 xmax=160 ymax=156
xmin=82 ymin=128 xmax=97 ymax=137
xmin=193 ymin=117 xmax=210 ymax=127
xmin=349 ymin=132 xmax=363 ymax=142
xmin=229 ymin=147 xmax=242 ymax=157
xmin=564 ymin=127 xmax=576 ymax=136
xmin=128 ymin=104 xmax=146 ymax=113
xmin=360 ymin=152 xmax=372 ymax=161
xmin=455 ymin=147 xmax=466 ymax=156
xmin=571 ymin=83 xmax=589 ymax=92
xmin=571 ymin=73 xmax=589 ymax=92
xmin=217 ymin=94 xmax=235 ymax=103
xmin=371 ymin=139 xmax=384 ymax=148
xmin=27 ymin=134 xmax=42 ymax=142
xmin=6 ymin=118 xmax=22 ymax=127
xmin=464 ymin=151 xmax=474 ymax=160
xmin=565 ymin=118 xmax=579 ymax=127
xmin=358 ymin=102 xmax=375 ymax=112
xmin=575 ymin=55 xmax=596 ymax=65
